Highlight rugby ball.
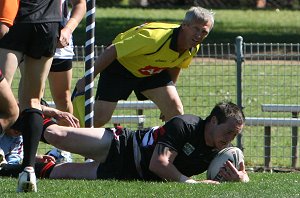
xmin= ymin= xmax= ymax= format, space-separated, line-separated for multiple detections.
xmin=207 ymin=147 xmax=244 ymax=182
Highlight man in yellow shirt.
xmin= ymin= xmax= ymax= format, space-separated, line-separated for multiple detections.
xmin=76 ymin=6 xmax=215 ymax=127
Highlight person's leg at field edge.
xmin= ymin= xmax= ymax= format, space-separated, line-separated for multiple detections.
xmin=42 ymin=125 xmax=113 ymax=179
xmin=142 ymin=85 xmax=184 ymax=122
xmin=48 ymin=60 xmax=73 ymax=113
xmin=43 ymin=125 xmax=113 ymax=162
xmin=0 ymin=48 xmax=23 ymax=86
xmin=93 ymin=101 xmax=118 ymax=127
xmin=0 ymin=48 xmax=22 ymax=133
xmin=50 ymin=160 xmax=100 ymax=179
xmin=17 ymin=56 xmax=53 ymax=192
xmin=93 ymin=81 xmax=183 ymax=126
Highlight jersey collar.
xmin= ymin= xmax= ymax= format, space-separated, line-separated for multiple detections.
xmin=170 ymin=26 xmax=180 ymax=52
xmin=170 ymin=26 xmax=197 ymax=54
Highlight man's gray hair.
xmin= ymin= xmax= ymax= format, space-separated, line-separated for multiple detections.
xmin=183 ymin=7 xmax=215 ymax=31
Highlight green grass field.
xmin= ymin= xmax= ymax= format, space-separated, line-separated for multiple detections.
xmin=1 ymin=172 xmax=300 ymax=197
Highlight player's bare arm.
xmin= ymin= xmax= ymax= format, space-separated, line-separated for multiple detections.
xmin=166 ymin=67 xmax=181 ymax=84
xmin=149 ymin=143 xmax=187 ymax=182
xmin=0 ymin=23 xmax=9 ymax=39
xmin=58 ymin=0 xmax=86 ymax=48
xmin=150 ymin=143 xmax=219 ymax=184
xmin=76 ymin=44 xmax=117 ymax=93
xmin=94 ymin=44 xmax=117 ymax=76
xmin=41 ymin=105 xmax=80 ymax=127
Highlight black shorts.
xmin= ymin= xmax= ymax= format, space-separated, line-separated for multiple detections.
xmin=96 ymin=128 xmax=140 ymax=180
xmin=0 ymin=22 xmax=60 ymax=59
xmin=50 ymin=59 xmax=72 ymax=72
xmin=95 ymin=60 xmax=174 ymax=102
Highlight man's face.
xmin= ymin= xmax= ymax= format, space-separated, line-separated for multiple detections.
xmin=210 ymin=117 xmax=244 ymax=150
xmin=181 ymin=20 xmax=213 ymax=48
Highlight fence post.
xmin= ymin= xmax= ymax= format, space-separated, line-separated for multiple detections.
xmin=292 ymin=112 xmax=298 ymax=168
xmin=84 ymin=0 xmax=95 ymax=128
xmin=235 ymin=36 xmax=244 ymax=150
xmin=264 ymin=126 xmax=271 ymax=169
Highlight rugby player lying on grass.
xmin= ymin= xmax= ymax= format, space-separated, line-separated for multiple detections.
xmin=0 ymin=102 xmax=79 ymax=171
xmin=0 ymin=102 xmax=249 ymax=184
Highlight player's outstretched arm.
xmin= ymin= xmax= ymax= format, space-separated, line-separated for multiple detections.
xmin=149 ymin=143 xmax=219 ymax=184
xmin=76 ymin=44 xmax=117 ymax=93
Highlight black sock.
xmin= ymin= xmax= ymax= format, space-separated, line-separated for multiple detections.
xmin=40 ymin=118 xmax=57 ymax=144
xmin=0 ymin=164 xmax=23 ymax=178
xmin=20 ymin=108 xmax=43 ymax=169
xmin=0 ymin=162 xmax=56 ymax=179
xmin=35 ymin=161 xmax=56 ymax=179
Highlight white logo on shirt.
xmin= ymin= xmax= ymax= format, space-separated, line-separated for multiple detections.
xmin=182 ymin=143 xmax=195 ymax=156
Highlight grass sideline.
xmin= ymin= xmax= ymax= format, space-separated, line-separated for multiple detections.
xmin=73 ymin=8 xmax=300 ymax=46
xmin=1 ymin=173 xmax=300 ymax=197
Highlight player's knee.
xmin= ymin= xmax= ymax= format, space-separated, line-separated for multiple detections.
xmin=172 ymin=103 xmax=184 ymax=116
xmin=53 ymin=96 xmax=70 ymax=106
xmin=163 ymin=105 xmax=184 ymax=121
xmin=7 ymin=109 xmax=19 ymax=129
xmin=55 ymin=100 xmax=73 ymax=114
xmin=44 ymin=125 xmax=65 ymax=146
xmin=94 ymin=116 xmax=111 ymax=127
xmin=177 ymin=104 xmax=184 ymax=115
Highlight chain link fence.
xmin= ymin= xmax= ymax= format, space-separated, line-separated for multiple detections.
xmin=10 ymin=37 xmax=300 ymax=169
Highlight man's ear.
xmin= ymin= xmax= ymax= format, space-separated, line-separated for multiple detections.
xmin=181 ymin=23 xmax=188 ymax=29
xmin=211 ymin=116 xmax=218 ymax=125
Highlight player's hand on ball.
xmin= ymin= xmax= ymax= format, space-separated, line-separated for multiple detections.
xmin=220 ymin=161 xmax=249 ymax=182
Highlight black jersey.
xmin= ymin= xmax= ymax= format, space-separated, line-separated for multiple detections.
xmin=16 ymin=0 xmax=61 ymax=23
xmin=136 ymin=114 xmax=219 ymax=180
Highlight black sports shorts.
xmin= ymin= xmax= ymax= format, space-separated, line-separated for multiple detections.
xmin=95 ymin=60 xmax=174 ymax=102
xmin=0 ymin=22 xmax=60 ymax=59
xmin=96 ymin=128 xmax=140 ymax=180
xmin=50 ymin=59 xmax=72 ymax=72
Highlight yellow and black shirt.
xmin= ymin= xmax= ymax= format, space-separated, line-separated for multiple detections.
xmin=113 ymin=22 xmax=200 ymax=77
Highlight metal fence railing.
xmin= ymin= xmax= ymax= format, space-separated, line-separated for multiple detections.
xmin=238 ymin=39 xmax=300 ymax=170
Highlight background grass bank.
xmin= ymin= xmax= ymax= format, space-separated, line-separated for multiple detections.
xmin=73 ymin=8 xmax=300 ymax=45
